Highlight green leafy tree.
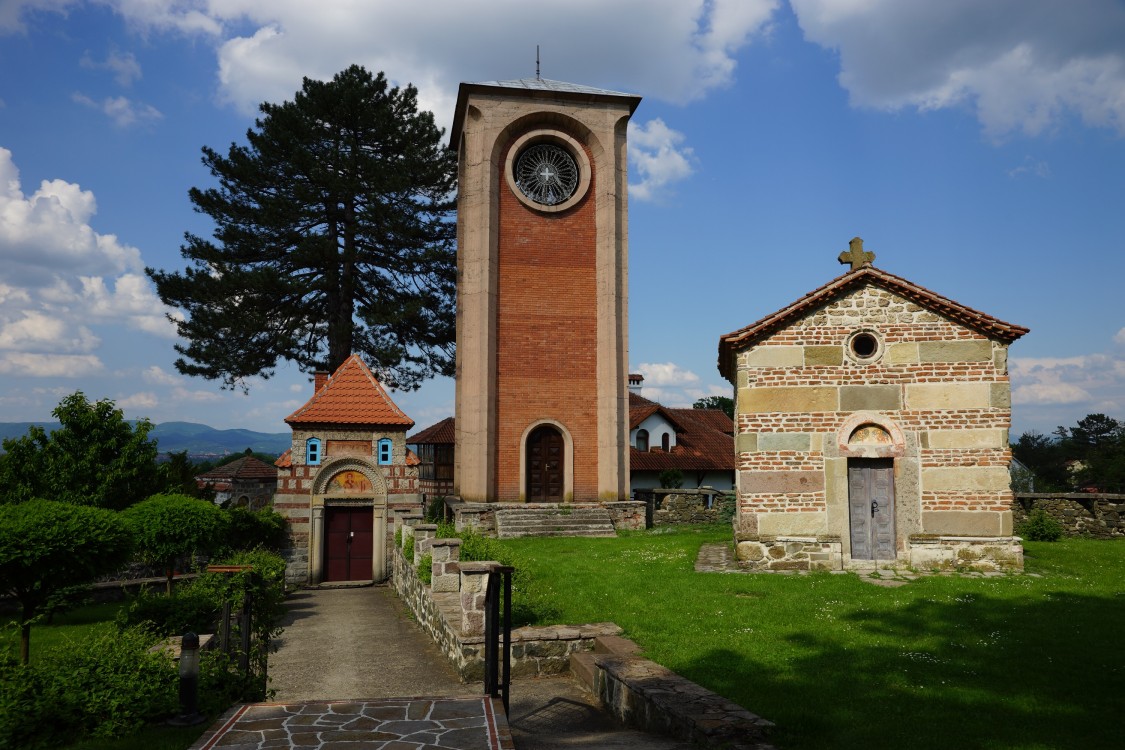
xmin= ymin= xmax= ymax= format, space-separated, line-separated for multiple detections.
xmin=0 ymin=392 xmax=158 ymax=508
xmin=0 ymin=499 xmax=132 ymax=663
xmin=148 ymin=65 xmax=457 ymax=390
xmin=692 ymin=395 xmax=734 ymax=419
xmin=122 ymin=494 xmax=229 ymax=595
xmin=1011 ymin=430 xmax=1069 ymax=492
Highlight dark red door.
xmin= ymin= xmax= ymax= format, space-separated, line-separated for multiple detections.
xmin=526 ymin=425 xmax=564 ymax=502
xmin=324 ymin=507 xmax=373 ymax=581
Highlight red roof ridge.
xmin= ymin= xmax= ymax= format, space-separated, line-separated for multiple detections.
xmin=408 ymin=416 xmax=456 ymax=444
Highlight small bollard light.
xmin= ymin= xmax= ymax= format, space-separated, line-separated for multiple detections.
xmin=168 ymin=632 xmax=205 ymax=727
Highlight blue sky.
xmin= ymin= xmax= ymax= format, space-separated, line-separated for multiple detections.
xmin=1 ymin=0 xmax=1123 ymax=440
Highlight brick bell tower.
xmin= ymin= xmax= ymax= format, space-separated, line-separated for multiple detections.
xmin=451 ymin=78 xmax=641 ymax=503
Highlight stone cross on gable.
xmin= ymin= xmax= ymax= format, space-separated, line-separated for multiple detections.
xmin=838 ymin=236 xmax=875 ymax=271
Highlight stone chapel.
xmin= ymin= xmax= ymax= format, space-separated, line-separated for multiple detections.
xmin=717 ymin=239 xmax=1029 ymax=571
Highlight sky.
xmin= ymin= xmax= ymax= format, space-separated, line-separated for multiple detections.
xmin=1 ymin=0 xmax=1124 ymax=441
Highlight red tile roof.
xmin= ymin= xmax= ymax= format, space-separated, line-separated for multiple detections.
xmin=717 ymin=265 xmax=1030 ymax=381
xmin=275 ymin=449 xmax=292 ymax=468
xmin=628 ymin=393 xmax=734 ymax=472
xmin=285 ymin=355 xmax=414 ymax=428
xmin=406 ymin=448 xmax=421 ymax=466
xmin=408 ymin=416 xmax=455 ymax=445
xmin=195 ymin=456 xmax=278 ymax=482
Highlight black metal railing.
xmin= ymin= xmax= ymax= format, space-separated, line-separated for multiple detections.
xmin=483 ymin=565 xmax=514 ymax=714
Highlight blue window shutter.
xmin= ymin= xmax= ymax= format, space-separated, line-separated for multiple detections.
xmin=306 ymin=438 xmax=321 ymax=465
xmin=377 ymin=438 xmax=392 ymax=465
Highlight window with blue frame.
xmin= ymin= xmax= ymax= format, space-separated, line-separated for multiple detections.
xmin=377 ymin=438 xmax=392 ymax=465
xmin=306 ymin=437 xmax=321 ymax=465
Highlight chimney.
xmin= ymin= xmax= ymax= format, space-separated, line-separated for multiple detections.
xmin=628 ymin=373 xmax=644 ymax=394
xmin=314 ymin=370 xmax=330 ymax=393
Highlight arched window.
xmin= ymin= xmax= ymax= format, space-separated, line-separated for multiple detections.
xmin=636 ymin=429 xmax=649 ymax=452
xmin=377 ymin=438 xmax=393 ymax=465
xmin=306 ymin=437 xmax=321 ymax=465
xmin=661 ymin=433 xmax=670 ymax=452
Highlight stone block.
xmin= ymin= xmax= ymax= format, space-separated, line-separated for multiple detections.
xmin=739 ymin=470 xmax=824 ymax=493
xmin=920 ymin=510 xmax=1005 ymax=536
xmin=743 ymin=346 xmax=804 ymax=367
xmin=990 ymin=382 xmax=1011 ymax=409
xmin=840 ymin=385 xmax=902 ymax=411
xmin=739 ymin=386 xmax=837 ymax=414
xmin=735 ymin=433 xmax=758 ymax=454
xmin=905 ymin=382 xmax=991 ymax=410
xmin=926 ymin=429 xmax=1007 ymax=449
xmin=885 ymin=342 xmax=919 ymax=364
xmin=758 ymin=432 xmax=811 ymax=451
xmin=735 ymin=541 xmax=764 ymax=562
xmin=918 ymin=340 xmax=992 ymax=362
xmin=922 ymin=467 xmax=1012 ymax=492
xmin=757 ymin=511 xmax=827 ymax=536
xmin=804 ymin=346 xmax=842 ymax=366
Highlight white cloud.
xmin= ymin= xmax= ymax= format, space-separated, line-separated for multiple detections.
xmin=0 ymin=352 xmax=104 ymax=377
xmin=628 ymin=118 xmax=696 ymax=202
xmin=0 ymin=311 xmax=99 ymax=353
xmin=1011 ymin=353 xmax=1124 ymax=412
xmin=0 ymin=0 xmax=72 ymax=34
xmin=791 ymin=0 xmax=1125 ymax=137
xmin=142 ymin=365 xmax=181 ymax=386
xmin=1007 ymin=157 xmax=1051 ymax=179
xmin=117 ymin=391 xmax=159 ymax=410
xmin=80 ymin=49 xmax=142 ymax=86
xmin=636 ymin=361 xmax=701 ymax=387
xmin=171 ymin=387 xmax=223 ymax=403
xmin=72 ymin=93 xmax=162 ymax=128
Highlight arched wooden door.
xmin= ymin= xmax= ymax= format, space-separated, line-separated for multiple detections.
xmin=526 ymin=425 xmax=564 ymax=502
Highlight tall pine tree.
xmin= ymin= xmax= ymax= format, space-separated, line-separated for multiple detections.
xmin=148 ymin=66 xmax=457 ymax=390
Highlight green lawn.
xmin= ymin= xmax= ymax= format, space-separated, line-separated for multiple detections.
xmin=503 ymin=528 xmax=1125 ymax=750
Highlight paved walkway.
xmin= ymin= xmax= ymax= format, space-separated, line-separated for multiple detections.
xmin=190 ymin=585 xmax=692 ymax=750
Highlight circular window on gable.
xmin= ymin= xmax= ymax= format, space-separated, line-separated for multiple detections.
xmin=845 ymin=328 xmax=884 ymax=364
xmin=504 ymin=129 xmax=592 ymax=214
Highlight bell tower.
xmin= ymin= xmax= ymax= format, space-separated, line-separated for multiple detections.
xmin=451 ymin=78 xmax=640 ymax=503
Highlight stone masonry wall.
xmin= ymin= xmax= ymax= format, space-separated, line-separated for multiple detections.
xmin=1013 ymin=493 xmax=1125 ymax=538
xmin=734 ymin=284 xmax=1017 ymax=565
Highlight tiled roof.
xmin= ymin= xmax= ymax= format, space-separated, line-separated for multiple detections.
xmin=275 ymin=449 xmax=292 ymax=468
xmin=195 ymin=456 xmax=278 ymax=482
xmin=629 ymin=393 xmax=734 ymax=472
xmin=406 ymin=448 xmax=421 ymax=467
xmin=408 ymin=416 xmax=455 ymax=445
xmin=717 ymin=265 xmax=1030 ymax=381
xmin=285 ymin=355 xmax=414 ymax=428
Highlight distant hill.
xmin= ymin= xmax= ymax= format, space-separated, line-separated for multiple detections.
xmin=0 ymin=420 xmax=290 ymax=459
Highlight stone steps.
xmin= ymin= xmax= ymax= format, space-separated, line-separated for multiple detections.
xmin=495 ymin=507 xmax=617 ymax=539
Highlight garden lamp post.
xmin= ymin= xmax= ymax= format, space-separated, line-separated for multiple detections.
xmin=168 ymin=632 xmax=205 ymax=726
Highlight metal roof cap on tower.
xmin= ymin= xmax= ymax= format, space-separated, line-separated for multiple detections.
xmin=450 ymin=77 xmax=642 ymax=149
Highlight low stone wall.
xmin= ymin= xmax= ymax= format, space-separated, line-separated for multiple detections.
xmin=592 ymin=653 xmax=776 ymax=750
xmin=392 ymin=517 xmax=621 ymax=681
xmin=1013 ymin=493 xmax=1125 ymax=538
xmin=648 ymin=489 xmax=734 ymax=526
xmin=447 ymin=499 xmax=646 ymax=534
xmin=733 ymin=534 xmax=1023 ymax=572
xmin=907 ymin=536 xmax=1024 ymax=572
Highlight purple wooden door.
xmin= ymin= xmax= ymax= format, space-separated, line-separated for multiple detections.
xmin=848 ymin=459 xmax=896 ymax=560
xmin=325 ymin=507 xmax=373 ymax=581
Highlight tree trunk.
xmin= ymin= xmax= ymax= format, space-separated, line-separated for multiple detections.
xmin=166 ymin=567 xmax=175 ymax=596
xmin=20 ymin=610 xmax=31 ymax=665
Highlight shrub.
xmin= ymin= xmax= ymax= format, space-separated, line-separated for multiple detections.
xmin=117 ymin=586 xmax=220 ymax=636
xmin=1019 ymin=508 xmax=1064 ymax=542
xmin=123 ymin=494 xmax=229 ymax=594
xmin=425 ymin=496 xmax=447 ymax=522
xmin=418 ymin=553 xmax=433 ymax=584
xmin=394 ymin=526 xmax=402 ymax=548
xmin=221 ymin=506 xmax=288 ymax=555
xmin=659 ymin=469 xmax=684 ymax=489
xmin=403 ymin=535 xmax=415 ymax=561
xmin=0 ymin=626 xmax=176 ymax=748
xmin=717 ymin=494 xmax=737 ymax=525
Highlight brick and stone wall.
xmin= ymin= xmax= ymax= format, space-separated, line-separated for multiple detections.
xmin=447 ymin=499 xmax=645 ymax=534
xmin=1013 ymin=493 xmax=1125 ymax=538
xmin=731 ymin=284 xmax=1020 ymax=571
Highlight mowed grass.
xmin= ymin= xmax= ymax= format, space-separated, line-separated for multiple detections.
xmin=503 ymin=528 xmax=1125 ymax=750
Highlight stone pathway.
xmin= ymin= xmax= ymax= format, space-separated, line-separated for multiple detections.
xmin=192 ymin=697 xmax=512 ymax=750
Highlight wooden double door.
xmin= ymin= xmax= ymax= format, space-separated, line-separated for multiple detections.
xmin=526 ymin=425 xmax=564 ymax=502
xmin=848 ymin=459 xmax=896 ymax=560
xmin=324 ymin=506 xmax=373 ymax=582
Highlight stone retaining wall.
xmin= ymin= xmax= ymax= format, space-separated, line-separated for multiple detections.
xmin=733 ymin=533 xmax=1023 ymax=572
xmin=1013 ymin=493 xmax=1125 ymax=538
xmin=646 ymin=489 xmax=736 ymax=526
xmin=392 ymin=518 xmax=621 ymax=681
xmin=447 ymin=499 xmax=646 ymax=534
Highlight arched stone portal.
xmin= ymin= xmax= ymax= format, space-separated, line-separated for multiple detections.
xmin=309 ymin=458 xmax=388 ymax=583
